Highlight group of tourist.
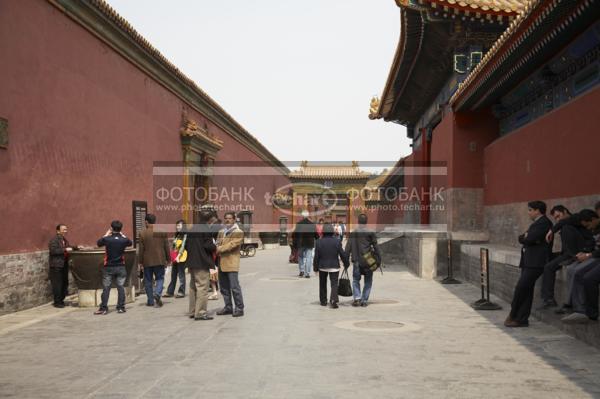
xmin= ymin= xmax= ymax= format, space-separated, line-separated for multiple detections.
xmin=48 ymin=209 xmax=246 ymax=320
xmin=292 ymin=211 xmax=381 ymax=308
xmin=505 ymin=201 xmax=600 ymax=327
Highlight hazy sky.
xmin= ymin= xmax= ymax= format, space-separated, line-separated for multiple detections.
xmin=106 ymin=0 xmax=410 ymax=171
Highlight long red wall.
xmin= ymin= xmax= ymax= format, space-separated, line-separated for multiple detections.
xmin=0 ymin=0 xmax=288 ymax=254
xmin=484 ymin=86 xmax=600 ymax=205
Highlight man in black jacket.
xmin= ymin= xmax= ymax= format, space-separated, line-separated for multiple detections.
xmin=185 ymin=210 xmax=217 ymax=320
xmin=505 ymin=201 xmax=553 ymax=327
xmin=313 ymin=224 xmax=349 ymax=308
xmin=48 ymin=224 xmax=78 ymax=308
xmin=539 ymin=205 xmax=589 ymax=309
xmin=562 ymin=207 xmax=600 ymax=323
xmin=95 ymin=220 xmax=132 ymax=315
xmin=293 ymin=210 xmax=318 ymax=278
xmin=345 ymin=213 xmax=380 ymax=307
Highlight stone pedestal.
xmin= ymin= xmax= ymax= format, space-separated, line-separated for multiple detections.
xmin=262 ymin=243 xmax=280 ymax=250
xmin=78 ymin=287 xmax=135 ymax=307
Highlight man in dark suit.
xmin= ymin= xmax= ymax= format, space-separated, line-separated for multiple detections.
xmin=505 ymin=201 xmax=553 ymax=327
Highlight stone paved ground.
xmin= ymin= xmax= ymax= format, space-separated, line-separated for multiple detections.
xmin=1 ymin=247 xmax=600 ymax=398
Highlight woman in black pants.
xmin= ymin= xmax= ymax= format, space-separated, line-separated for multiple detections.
xmin=165 ymin=220 xmax=187 ymax=298
xmin=313 ymin=223 xmax=349 ymax=308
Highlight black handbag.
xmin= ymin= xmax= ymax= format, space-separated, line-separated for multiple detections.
xmin=338 ymin=269 xmax=353 ymax=297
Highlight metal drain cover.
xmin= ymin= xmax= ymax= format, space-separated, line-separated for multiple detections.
xmin=354 ymin=321 xmax=404 ymax=329
xmin=335 ymin=320 xmax=421 ymax=333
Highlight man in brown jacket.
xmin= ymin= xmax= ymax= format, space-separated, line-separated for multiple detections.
xmin=48 ymin=224 xmax=78 ymax=308
xmin=216 ymin=212 xmax=245 ymax=317
xmin=138 ymin=214 xmax=171 ymax=307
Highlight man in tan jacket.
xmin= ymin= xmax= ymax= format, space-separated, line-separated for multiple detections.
xmin=215 ymin=212 xmax=245 ymax=317
xmin=138 ymin=214 xmax=171 ymax=308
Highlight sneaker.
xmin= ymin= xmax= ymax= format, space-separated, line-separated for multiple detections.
xmin=360 ymin=301 xmax=368 ymax=307
xmin=175 ymin=293 xmax=185 ymax=298
xmin=154 ymin=294 xmax=163 ymax=307
xmin=352 ymin=300 xmax=360 ymax=307
xmin=94 ymin=308 xmax=107 ymax=315
xmin=207 ymin=293 xmax=218 ymax=300
xmin=305 ymin=274 xmax=310 ymax=279
xmin=561 ymin=313 xmax=591 ymax=324
xmin=117 ymin=308 xmax=126 ymax=314
xmin=330 ymin=302 xmax=339 ymax=309
xmin=298 ymin=272 xmax=304 ymax=277
xmin=146 ymin=303 xmax=154 ymax=307
xmin=162 ymin=293 xmax=173 ymax=298
xmin=195 ymin=314 xmax=214 ymax=321
xmin=232 ymin=310 xmax=244 ymax=317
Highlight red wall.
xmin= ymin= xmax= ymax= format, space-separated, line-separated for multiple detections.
xmin=484 ymin=86 xmax=600 ymax=205
xmin=453 ymin=110 xmax=498 ymax=188
xmin=430 ymin=110 xmax=497 ymax=189
xmin=0 ymin=0 xmax=287 ymax=254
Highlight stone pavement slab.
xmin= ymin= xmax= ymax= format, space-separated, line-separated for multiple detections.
xmin=1 ymin=247 xmax=600 ymax=398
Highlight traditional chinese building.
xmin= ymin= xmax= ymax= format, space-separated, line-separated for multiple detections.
xmin=373 ymin=0 xmax=600 ymax=244
xmin=288 ymin=162 xmax=372 ymax=230
xmin=371 ymin=1 xmax=600 ymax=344
xmin=0 ymin=0 xmax=289 ymax=313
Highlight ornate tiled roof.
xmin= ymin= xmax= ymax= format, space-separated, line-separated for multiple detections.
xmin=427 ymin=0 xmax=527 ymax=14
xmin=289 ymin=161 xmax=371 ymax=180
xmin=372 ymin=0 xmax=530 ymax=124
xmin=449 ymin=0 xmax=539 ymax=106
xmin=450 ymin=0 xmax=600 ymax=110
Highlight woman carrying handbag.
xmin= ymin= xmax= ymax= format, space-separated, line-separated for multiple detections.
xmin=164 ymin=220 xmax=187 ymax=298
xmin=313 ymin=224 xmax=349 ymax=308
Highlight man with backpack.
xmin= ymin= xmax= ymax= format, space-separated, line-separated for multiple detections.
xmin=345 ymin=214 xmax=381 ymax=307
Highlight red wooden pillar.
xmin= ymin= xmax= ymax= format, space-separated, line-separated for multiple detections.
xmin=420 ymin=128 xmax=431 ymax=225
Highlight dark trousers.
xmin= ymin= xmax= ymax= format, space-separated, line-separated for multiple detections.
xmin=570 ymin=259 xmax=599 ymax=312
xmin=541 ymin=254 xmax=573 ymax=302
xmin=49 ymin=265 xmax=69 ymax=305
xmin=100 ymin=266 xmax=126 ymax=310
xmin=166 ymin=262 xmax=186 ymax=295
xmin=219 ymin=271 xmax=244 ymax=311
xmin=144 ymin=265 xmax=165 ymax=305
xmin=319 ymin=271 xmax=339 ymax=305
xmin=510 ymin=267 xmax=544 ymax=323
xmin=583 ymin=262 xmax=600 ymax=320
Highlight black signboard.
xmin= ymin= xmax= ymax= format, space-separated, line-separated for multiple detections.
xmin=132 ymin=201 xmax=148 ymax=248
